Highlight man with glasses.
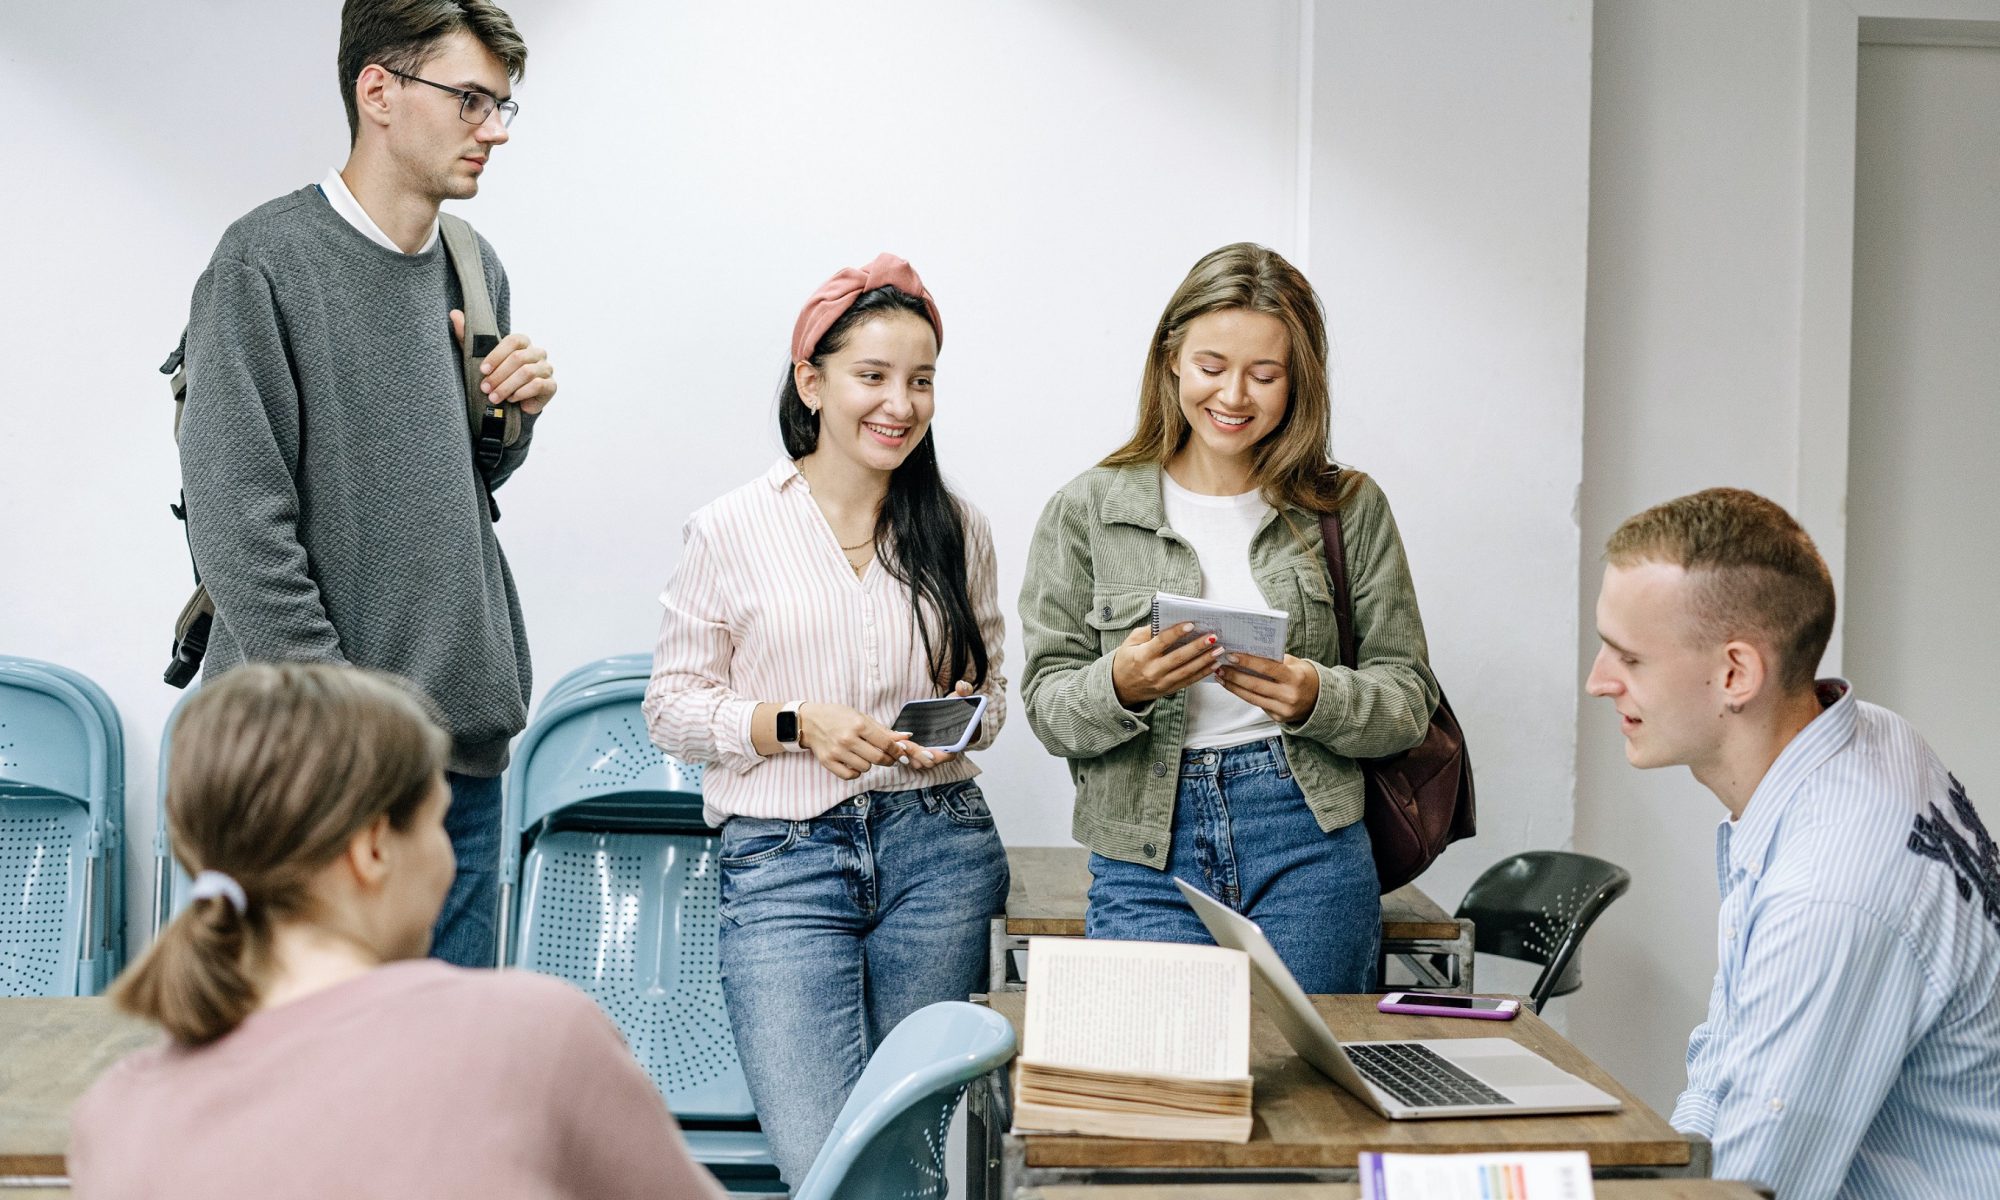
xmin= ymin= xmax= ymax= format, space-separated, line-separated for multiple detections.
xmin=176 ymin=0 xmax=553 ymax=967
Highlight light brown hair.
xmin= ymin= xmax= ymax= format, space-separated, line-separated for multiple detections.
xmin=338 ymin=0 xmax=529 ymax=142
xmin=111 ymin=664 xmax=448 ymax=1045
xmin=1605 ymin=487 xmax=1836 ymax=693
xmin=1102 ymin=242 xmax=1355 ymax=513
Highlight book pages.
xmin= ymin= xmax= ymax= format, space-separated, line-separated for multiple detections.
xmin=1021 ymin=937 xmax=1250 ymax=1079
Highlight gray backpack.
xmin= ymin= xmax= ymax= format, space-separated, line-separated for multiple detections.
xmin=161 ymin=212 xmax=519 ymax=687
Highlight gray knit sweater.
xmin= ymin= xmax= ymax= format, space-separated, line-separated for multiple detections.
xmin=179 ymin=185 xmax=536 ymax=775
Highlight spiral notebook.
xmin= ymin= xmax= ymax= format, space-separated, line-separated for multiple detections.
xmin=1149 ymin=592 xmax=1289 ymax=660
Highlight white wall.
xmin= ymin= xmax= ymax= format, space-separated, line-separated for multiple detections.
xmin=1571 ymin=0 xmax=1814 ymax=1113
xmin=1309 ymin=0 xmax=1593 ymax=916
xmin=1 ymin=2 xmax=1593 ymax=977
xmin=1847 ymin=42 xmax=2000 ymax=822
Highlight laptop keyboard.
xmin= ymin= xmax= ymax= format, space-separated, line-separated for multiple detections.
xmin=1346 ymin=1042 xmax=1513 ymax=1109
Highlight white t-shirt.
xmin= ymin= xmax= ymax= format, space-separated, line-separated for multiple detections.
xmin=1162 ymin=471 xmax=1284 ymax=750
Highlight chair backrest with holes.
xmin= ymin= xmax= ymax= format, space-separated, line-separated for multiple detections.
xmin=0 ymin=656 xmax=124 ymax=995
xmin=1455 ymin=850 xmax=1632 ymax=1013
xmin=790 ymin=1001 xmax=1017 ymax=1200
xmin=501 ymin=669 xmax=758 ymax=1132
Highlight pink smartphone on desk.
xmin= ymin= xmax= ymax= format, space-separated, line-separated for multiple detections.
xmin=1376 ymin=992 xmax=1520 ymax=1020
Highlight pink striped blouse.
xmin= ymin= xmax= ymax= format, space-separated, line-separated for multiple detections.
xmin=643 ymin=458 xmax=1007 ymax=824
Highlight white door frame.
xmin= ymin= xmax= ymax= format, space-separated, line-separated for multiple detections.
xmin=1798 ymin=0 xmax=2000 ymax=671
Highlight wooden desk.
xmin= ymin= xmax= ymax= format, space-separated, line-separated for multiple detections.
xmin=0 ymin=998 xmax=157 ymax=1185
xmin=1022 ymin=1183 xmax=1767 ymax=1200
xmin=967 ymin=991 xmax=1705 ymax=1199
xmin=995 ymin=846 xmax=1477 ymax=993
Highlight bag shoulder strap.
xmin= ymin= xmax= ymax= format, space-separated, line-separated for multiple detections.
xmin=437 ymin=213 xmax=519 ymax=470
xmin=1316 ymin=472 xmax=1359 ymax=672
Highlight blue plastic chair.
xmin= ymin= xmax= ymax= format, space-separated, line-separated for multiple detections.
xmin=150 ymin=688 xmax=200 ymax=936
xmin=538 ymin=652 xmax=652 ymax=712
xmin=791 ymin=1001 xmax=1017 ymax=1200
xmin=503 ymin=674 xmax=776 ymax=1187
xmin=0 ymin=656 xmax=125 ymax=995
xmin=29 ymin=658 xmax=128 ymax=978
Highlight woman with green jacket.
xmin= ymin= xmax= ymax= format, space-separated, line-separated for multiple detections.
xmin=1018 ymin=243 xmax=1439 ymax=992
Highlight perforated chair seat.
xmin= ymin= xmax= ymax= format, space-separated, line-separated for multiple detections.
xmin=516 ymin=828 xmax=752 ymax=1121
xmin=0 ymin=791 xmax=89 ymax=996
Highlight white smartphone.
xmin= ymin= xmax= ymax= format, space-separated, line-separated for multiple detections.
xmin=889 ymin=694 xmax=988 ymax=752
xmin=1375 ymin=992 xmax=1521 ymax=1020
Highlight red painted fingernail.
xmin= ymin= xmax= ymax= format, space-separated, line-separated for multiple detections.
xmin=1206 ymin=636 xmax=1217 ymax=645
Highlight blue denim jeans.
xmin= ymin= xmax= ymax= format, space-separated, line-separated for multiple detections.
xmin=1086 ymin=736 xmax=1380 ymax=993
xmin=718 ymin=779 xmax=1009 ymax=1188
xmin=430 ymin=771 xmax=500 ymax=968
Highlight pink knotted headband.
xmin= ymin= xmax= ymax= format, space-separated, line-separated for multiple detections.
xmin=790 ymin=252 xmax=943 ymax=364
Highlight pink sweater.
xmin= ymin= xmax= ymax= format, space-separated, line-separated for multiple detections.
xmin=69 ymin=961 xmax=725 ymax=1200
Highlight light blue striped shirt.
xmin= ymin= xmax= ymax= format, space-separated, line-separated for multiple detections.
xmin=1671 ymin=680 xmax=2000 ymax=1199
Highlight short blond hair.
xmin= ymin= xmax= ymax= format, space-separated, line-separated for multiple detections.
xmin=1605 ymin=488 xmax=1835 ymax=692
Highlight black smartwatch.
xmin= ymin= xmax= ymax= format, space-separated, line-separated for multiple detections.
xmin=775 ymin=702 xmax=802 ymax=748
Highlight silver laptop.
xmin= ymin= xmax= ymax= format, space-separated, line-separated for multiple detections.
xmin=1176 ymin=879 xmax=1621 ymax=1120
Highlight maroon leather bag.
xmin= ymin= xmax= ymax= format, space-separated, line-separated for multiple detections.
xmin=1318 ymin=501 xmax=1476 ymax=893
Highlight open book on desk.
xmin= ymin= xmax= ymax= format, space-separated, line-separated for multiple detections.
xmin=1011 ymin=936 xmax=1253 ymax=1142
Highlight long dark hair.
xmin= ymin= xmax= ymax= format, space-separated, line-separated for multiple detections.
xmin=778 ymin=287 xmax=988 ymax=691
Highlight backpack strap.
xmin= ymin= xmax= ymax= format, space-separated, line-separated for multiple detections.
xmin=438 ymin=213 xmax=519 ymax=479
xmin=1317 ymin=472 xmax=1359 ymax=671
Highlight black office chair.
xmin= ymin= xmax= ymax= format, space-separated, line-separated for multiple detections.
xmin=1454 ymin=851 xmax=1631 ymax=1014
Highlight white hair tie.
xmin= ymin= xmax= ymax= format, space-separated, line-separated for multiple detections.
xmin=189 ymin=870 xmax=249 ymax=916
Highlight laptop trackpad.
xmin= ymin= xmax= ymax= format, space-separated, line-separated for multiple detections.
xmin=1438 ymin=1040 xmax=1573 ymax=1088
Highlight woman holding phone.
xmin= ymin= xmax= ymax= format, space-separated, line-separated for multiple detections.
xmin=643 ymin=253 xmax=1008 ymax=1186
xmin=1019 ymin=242 xmax=1438 ymax=993
xmin=71 ymin=664 xmax=721 ymax=1200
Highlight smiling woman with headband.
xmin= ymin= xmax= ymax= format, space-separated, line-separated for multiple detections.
xmin=70 ymin=663 xmax=722 ymax=1200
xmin=643 ymin=252 xmax=1009 ymax=1187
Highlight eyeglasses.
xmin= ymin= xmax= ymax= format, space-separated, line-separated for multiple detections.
xmin=386 ymin=69 xmax=519 ymax=128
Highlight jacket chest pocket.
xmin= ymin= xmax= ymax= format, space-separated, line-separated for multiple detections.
xmin=1266 ymin=564 xmax=1339 ymax=660
xmin=1087 ymin=587 xmax=1154 ymax=656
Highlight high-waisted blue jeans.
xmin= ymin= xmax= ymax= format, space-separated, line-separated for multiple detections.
xmin=717 ymin=779 xmax=1008 ymax=1187
xmin=1086 ymin=736 xmax=1380 ymax=993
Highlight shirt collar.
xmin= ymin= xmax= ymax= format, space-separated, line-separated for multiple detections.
xmin=320 ymin=167 xmax=440 ymax=255
xmin=1100 ymin=462 xmax=1169 ymax=530
xmin=1725 ymin=678 xmax=1858 ymax=878
xmin=765 ymin=457 xmax=808 ymax=492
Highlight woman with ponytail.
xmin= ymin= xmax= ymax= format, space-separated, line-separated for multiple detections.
xmin=643 ymin=253 xmax=1009 ymax=1187
xmin=70 ymin=663 xmax=723 ymax=1200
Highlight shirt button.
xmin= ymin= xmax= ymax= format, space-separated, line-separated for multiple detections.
xmin=1727 ymin=925 xmax=1737 ymax=941
xmin=1768 ymin=1097 xmax=1784 ymax=1113
xmin=1101 ymin=604 xmax=1113 ymax=620
xmin=1142 ymin=843 xmax=1157 ymax=858
xmin=1120 ymin=718 xmax=1136 ymax=731
xmin=1151 ymin=761 xmax=1167 ymax=777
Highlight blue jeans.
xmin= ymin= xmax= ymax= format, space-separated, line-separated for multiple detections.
xmin=717 ymin=780 xmax=1009 ymax=1188
xmin=1086 ymin=736 xmax=1380 ymax=993
xmin=430 ymin=772 xmax=500 ymax=967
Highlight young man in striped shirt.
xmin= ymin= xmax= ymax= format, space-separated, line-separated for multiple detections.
xmin=1587 ymin=488 xmax=2000 ymax=1200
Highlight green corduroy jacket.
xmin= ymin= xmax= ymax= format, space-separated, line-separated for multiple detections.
xmin=1018 ymin=463 xmax=1440 ymax=868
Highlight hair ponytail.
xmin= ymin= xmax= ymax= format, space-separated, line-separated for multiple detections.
xmin=113 ymin=891 xmax=264 ymax=1046
xmin=110 ymin=664 xmax=448 ymax=1045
